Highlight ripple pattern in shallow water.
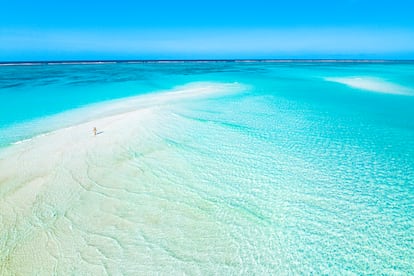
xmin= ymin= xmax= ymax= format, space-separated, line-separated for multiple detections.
xmin=1 ymin=63 xmax=414 ymax=274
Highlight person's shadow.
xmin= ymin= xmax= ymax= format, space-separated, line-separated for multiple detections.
xmin=96 ymin=131 xmax=104 ymax=135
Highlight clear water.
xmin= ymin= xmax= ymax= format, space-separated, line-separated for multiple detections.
xmin=0 ymin=62 xmax=413 ymax=274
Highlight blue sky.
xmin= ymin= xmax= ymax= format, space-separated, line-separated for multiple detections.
xmin=1 ymin=0 xmax=414 ymax=60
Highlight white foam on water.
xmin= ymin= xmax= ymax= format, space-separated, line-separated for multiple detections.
xmin=11 ymin=138 xmax=32 ymax=145
xmin=325 ymin=76 xmax=414 ymax=95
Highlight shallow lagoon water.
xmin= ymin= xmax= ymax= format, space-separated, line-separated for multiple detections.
xmin=0 ymin=62 xmax=413 ymax=274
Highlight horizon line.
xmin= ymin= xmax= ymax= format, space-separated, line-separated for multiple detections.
xmin=1 ymin=59 xmax=414 ymax=66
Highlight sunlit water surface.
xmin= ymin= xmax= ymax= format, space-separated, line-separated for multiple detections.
xmin=0 ymin=62 xmax=413 ymax=274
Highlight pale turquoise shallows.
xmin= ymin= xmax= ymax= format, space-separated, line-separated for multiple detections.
xmin=0 ymin=62 xmax=413 ymax=274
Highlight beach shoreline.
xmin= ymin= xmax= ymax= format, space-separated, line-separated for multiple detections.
xmin=0 ymin=82 xmax=247 ymax=274
xmin=1 ymin=63 xmax=413 ymax=274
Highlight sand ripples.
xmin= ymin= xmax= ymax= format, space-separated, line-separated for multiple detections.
xmin=0 ymin=79 xmax=413 ymax=274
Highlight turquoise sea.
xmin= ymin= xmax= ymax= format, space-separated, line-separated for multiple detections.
xmin=0 ymin=61 xmax=413 ymax=274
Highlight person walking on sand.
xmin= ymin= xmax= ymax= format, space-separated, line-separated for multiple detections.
xmin=93 ymin=127 xmax=97 ymax=136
